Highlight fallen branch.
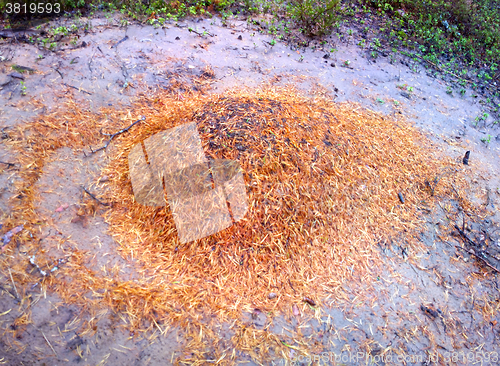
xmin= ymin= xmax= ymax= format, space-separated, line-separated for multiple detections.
xmin=81 ymin=186 xmax=111 ymax=206
xmin=86 ymin=116 xmax=145 ymax=155
xmin=454 ymin=225 xmax=500 ymax=273
xmin=457 ymin=244 xmax=500 ymax=274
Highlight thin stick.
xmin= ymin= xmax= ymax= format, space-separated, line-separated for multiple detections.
xmin=454 ymin=224 xmax=478 ymax=247
xmin=81 ymin=186 xmax=111 ymax=206
xmin=452 ymin=226 xmax=500 ymax=273
xmin=288 ymin=278 xmax=296 ymax=293
xmin=456 ymin=245 xmax=500 ymax=274
xmin=88 ymin=52 xmax=94 ymax=73
xmin=41 ymin=330 xmax=57 ymax=356
xmin=111 ymin=35 xmax=129 ymax=49
xmin=54 ymin=67 xmax=63 ymax=79
xmin=87 ymin=116 xmax=145 ymax=155
xmin=0 ymin=161 xmax=15 ymax=168
xmin=8 ymin=269 xmax=19 ymax=298
xmin=62 ymin=83 xmax=92 ymax=95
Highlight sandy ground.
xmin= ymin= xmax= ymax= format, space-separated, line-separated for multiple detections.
xmin=1 ymin=12 xmax=500 ymax=365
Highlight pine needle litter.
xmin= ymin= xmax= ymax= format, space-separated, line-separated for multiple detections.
xmin=1 ymin=81 xmax=477 ymax=363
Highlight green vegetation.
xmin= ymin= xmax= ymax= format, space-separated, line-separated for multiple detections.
xmin=480 ymin=134 xmax=492 ymax=144
xmin=1 ymin=0 xmax=498 ymax=66
xmin=365 ymin=0 xmax=499 ymax=65
xmin=287 ymin=0 xmax=341 ymax=36
xmin=19 ymin=80 xmax=27 ymax=96
xmin=397 ymin=83 xmax=414 ymax=93
xmin=1 ymin=0 xmax=498 ymax=119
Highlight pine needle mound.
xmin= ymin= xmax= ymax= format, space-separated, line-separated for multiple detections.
xmin=4 ymin=84 xmax=463 ymax=344
xmin=95 ymin=85 xmax=455 ymax=326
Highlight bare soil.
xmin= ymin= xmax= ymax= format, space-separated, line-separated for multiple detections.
xmin=1 ymin=12 xmax=499 ymax=365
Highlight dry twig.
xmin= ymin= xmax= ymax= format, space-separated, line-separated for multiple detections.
xmin=86 ymin=116 xmax=145 ymax=155
xmin=81 ymin=186 xmax=110 ymax=206
xmin=62 ymin=83 xmax=92 ymax=95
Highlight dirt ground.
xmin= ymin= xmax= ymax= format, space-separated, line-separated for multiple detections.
xmin=1 ymin=12 xmax=500 ymax=365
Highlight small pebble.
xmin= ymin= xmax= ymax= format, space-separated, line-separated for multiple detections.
xmin=268 ymin=292 xmax=277 ymax=299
